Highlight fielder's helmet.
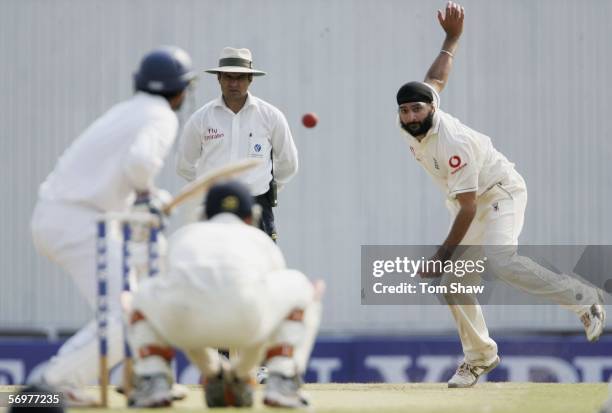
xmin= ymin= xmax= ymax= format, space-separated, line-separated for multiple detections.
xmin=134 ymin=46 xmax=196 ymax=95
xmin=205 ymin=181 xmax=254 ymax=220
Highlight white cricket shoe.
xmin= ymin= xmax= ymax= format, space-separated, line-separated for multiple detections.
xmin=447 ymin=356 xmax=500 ymax=388
xmin=128 ymin=374 xmax=173 ymax=408
xmin=263 ymin=373 xmax=309 ymax=409
xmin=581 ymin=290 xmax=606 ymax=342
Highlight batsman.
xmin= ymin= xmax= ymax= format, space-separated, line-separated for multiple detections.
xmin=30 ymin=46 xmax=196 ymax=405
xmin=397 ymin=1 xmax=605 ymax=388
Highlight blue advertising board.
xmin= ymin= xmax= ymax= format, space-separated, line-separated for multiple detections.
xmin=1 ymin=336 xmax=611 ymax=385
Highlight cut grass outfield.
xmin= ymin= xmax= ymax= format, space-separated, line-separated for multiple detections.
xmin=2 ymin=383 xmax=608 ymax=413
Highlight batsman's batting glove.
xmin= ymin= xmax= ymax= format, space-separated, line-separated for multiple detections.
xmin=133 ymin=189 xmax=169 ymax=231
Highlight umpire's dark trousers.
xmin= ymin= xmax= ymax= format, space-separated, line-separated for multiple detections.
xmin=254 ymin=191 xmax=277 ymax=241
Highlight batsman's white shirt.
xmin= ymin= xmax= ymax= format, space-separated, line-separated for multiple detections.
xmin=401 ymin=109 xmax=521 ymax=203
xmin=38 ymin=92 xmax=178 ymax=212
xmin=175 ymin=92 xmax=298 ymax=195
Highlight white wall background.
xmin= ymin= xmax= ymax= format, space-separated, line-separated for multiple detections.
xmin=1 ymin=0 xmax=611 ymax=334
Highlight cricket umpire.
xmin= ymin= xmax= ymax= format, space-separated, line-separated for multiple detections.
xmin=176 ymin=47 xmax=298 ymax=241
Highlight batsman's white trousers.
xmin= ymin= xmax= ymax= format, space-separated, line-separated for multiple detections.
xmin=442 ymin=174 xmax=598 ymax=365
xmin=31 ymin=200 xmax=153 ymax=387
xmin=131 ymin=268 xmax=319 ymax=378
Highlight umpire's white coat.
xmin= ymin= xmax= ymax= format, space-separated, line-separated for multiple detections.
xmin=30 ymin=92 xmax=178 ymax=387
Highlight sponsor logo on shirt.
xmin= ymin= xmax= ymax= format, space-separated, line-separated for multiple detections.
xmin=254 ymin=144 xmax=262 ymax=153
xmin=204 ymin=128 xmax=225 ymax=141
xmin=433 ymin=158 xmax=440 ymax=170
xmin=448 ymin=155 xmax=462 ymax=168
xmin=449 ymin=155 xmax=467 ymax=175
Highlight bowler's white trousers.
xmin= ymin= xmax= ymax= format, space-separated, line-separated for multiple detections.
xmin=443 ymin=174 xmax=598 ymax=365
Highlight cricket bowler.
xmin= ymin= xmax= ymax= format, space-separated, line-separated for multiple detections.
xmin=396 ymin=1 xmax=605 ymax=388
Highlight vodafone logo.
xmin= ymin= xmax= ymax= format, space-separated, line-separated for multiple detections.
xmin=449 ymin=155 xmax=462 ymax=168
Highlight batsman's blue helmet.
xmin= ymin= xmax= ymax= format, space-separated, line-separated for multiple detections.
xmin=205 ymin=181 xmax=254 ymax=220
xmin=134 ymin=46 xmax=196 ymax=95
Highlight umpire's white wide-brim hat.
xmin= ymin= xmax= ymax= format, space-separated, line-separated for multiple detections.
xmin=205 ymin=47 xmax=266 ymax=76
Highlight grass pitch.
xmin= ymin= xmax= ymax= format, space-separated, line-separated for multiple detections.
xmin=2 ymin=383 xmax=608 ymax=413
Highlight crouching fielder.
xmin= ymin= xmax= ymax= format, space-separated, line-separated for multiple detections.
xmin=126 ymin=181 xmax=323 ymax=409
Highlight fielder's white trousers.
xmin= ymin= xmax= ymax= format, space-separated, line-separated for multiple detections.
xmin=442 ymin=175 xmax=598 ymax=365
xmin=130 ymin=268 xmax=320 ymax=379
xmin=31 ymin=200 xmax=157 ymax=387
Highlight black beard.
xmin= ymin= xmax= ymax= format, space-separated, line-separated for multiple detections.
xmin=401 ymin=111 xmax=434 ymax=137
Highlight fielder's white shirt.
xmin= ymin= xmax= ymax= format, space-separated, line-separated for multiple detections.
xmin=167 ymin=213 xmax=286 ymax=291
xmin=176 ymin=92 xmax=298 ymax=196
xmin=38 ymin=92 xmax=178 ymax=212
xmin=401 ymin=109 xmax=518 ymax=200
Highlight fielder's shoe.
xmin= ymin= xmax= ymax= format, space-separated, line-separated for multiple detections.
xmin=448 ymin=356 xmax=500 ymax=388
xmin=581 ymin=291 xmax=606 ymax=342
xmin=263 ymin=373 xmax=309 ymax=409
xmin=203 ymin=370 xmax=254 ymax=408
xmin=128 ymin=374 xmax=173 ymax=408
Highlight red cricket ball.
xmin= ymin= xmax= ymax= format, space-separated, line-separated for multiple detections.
xmin=302 ymin=112 xmax=318 ymax=128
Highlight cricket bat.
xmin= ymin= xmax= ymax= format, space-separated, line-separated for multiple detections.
xmin=162 ymin=159 xmax=260 ymax=215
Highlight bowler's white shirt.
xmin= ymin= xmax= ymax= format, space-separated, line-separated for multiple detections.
xmin=167 ymin=213 xmax=286 ymax=291
xmin=401 ymin=109 xmax=518 ymax=200
xmin=38 ymin=93 xmax=178 ymax=212
xmin=176 ymin=93 xmax=298 ymax=196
